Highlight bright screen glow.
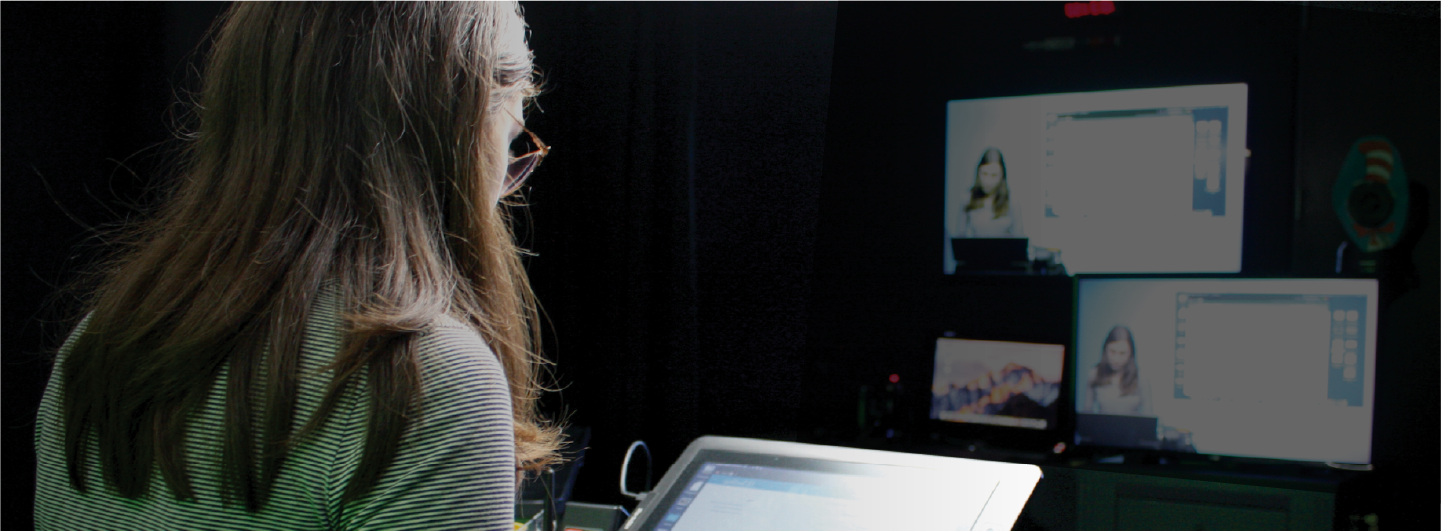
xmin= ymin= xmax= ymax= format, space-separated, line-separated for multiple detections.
xmin=1073 ymin=278 xmax=1378 ymax=464
xmin=943 ymin=84 xmax=1248 ymax=274
xmin=930 ymin=339 xmax=1065 ymax=430
xmin=654 ymin=463 xmax=998 ymax=531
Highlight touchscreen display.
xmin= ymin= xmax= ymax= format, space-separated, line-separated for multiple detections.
xmin=646 ymin=455 xmax=999 ymax=531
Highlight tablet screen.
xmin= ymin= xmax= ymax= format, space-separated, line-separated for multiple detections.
xmin=642 ymin=451 xmax=1001 ymax=531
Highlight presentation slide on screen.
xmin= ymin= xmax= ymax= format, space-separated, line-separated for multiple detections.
xmin=657 ymin=463 xmax=998 ymax=531
xmin=943 ymin=84 xmax=1248 ymax=274
xmin=931 ymin=339 xmax=1064 ymax=430
xmin=1073 ymin=279 xmax=1377 ymax=464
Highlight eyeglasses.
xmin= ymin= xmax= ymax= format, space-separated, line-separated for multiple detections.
xmin=502 ymin=125 xmax=549 ymax=196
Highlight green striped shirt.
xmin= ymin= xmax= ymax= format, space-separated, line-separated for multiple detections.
xmin=34 ymin=290 xmax=517 ymax=530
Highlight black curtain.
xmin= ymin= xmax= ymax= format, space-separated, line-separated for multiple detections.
xmin=3 ymin=3 xmax=227 ymax=528
xmin=520 ymin=2 xmax=836 ymax=506
xmin=3 ymin=1 xmax=838 ymax=522
xmin=520 ymin=2 xmax=704 ymax=504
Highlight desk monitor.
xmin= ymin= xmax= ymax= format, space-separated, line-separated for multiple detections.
xmin=942 ymin=84 xmax=1248 ymax=275
xmin=1073 ymin=277 xmax=1378 ymax=464
xmin=931 ymin=338 xmax=1065 ymax=430
xmin=622 ymin=436 xmax=1041 ymax=531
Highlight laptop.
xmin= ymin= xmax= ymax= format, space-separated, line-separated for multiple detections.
xmin=1075 ymin=414 xmax=1160 ymax=449
xmin=951 ymin=238 xmax=1030 ymax=273
xmin=620 ymin=436 xmax=1042 ymax=531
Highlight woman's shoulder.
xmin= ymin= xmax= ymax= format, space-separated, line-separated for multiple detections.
xmin=305 ymin=287 xmax=504 ymax=391
xmin=414 ymin=315 xmax=504 ymax=387
xmin=424 ymin=313 xmax=488 ymax=342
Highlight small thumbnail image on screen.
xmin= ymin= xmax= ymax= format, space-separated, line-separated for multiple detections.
xmin=930 ymin=338 xmax=1064 ymax=430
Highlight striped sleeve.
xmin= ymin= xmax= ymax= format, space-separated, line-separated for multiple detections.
xmin=333 ymin=317 xmax=516 ymax=531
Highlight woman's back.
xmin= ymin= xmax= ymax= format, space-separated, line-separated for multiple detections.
xmin=35 ymin=4 xmax=560 ymax=527
xmin=35 ymin=289 xmax=517 ymax=530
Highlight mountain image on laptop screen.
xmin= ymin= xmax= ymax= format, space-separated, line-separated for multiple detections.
xmin=931 ymin=339 xmax=1065 ymax=430
xmin=950 ymin=363 xmax=1061 ymax=417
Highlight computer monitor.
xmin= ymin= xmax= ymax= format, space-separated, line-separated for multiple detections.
xmin=1072 ymin=277 xmax=1378 ymax=464
xmin=930 ymin=338 xmax=1065 ymax=431
xmin=942 ymin=84 xmax=1248 ymax=275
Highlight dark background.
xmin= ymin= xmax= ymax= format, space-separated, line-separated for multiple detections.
xmin=3 ymin=2 xmax=1435 ymax=529
xmin=802 ymin=3 xmax=1437 ymax=530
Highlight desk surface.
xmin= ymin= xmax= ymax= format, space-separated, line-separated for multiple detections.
xmin=829 ymin=438 xmax=1363 ymax=492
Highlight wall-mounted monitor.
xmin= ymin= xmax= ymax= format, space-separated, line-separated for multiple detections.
xmin=930 ymin=338 xmax=1066 ymax=430
xmin=943 ymin=84 xmax=1248 ymax=275
xmin=1073 ymin=277 xmax=1378 ymax=464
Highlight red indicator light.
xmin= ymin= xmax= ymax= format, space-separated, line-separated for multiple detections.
xmin=888 ymin=374 xmax=900 ymax=384
xmin=1066 ymin=1 xmax=1116 ymax=18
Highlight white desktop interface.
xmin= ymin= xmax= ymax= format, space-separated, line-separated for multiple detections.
xmin=628 ymin=438 xmax=1039 ymax=531
xmin=1074 ymin=278 xmax=1378 ymax=464
xmin=656 ymin=463 xmax=1001 ymax=531
xmin=944 ymin=84 xmax=1248 ymax=274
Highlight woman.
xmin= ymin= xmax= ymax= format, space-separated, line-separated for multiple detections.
xmin=954 ymin=148 xmax=1024 ymax=238
xmin=34 ymin=3 xmax=560 ymax=529
xmin=1084 ymin=325 xmax=1153 ymax=416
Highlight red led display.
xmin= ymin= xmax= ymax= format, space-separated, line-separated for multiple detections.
xmin=1066 ymin=1 xmax=1116 ymax=18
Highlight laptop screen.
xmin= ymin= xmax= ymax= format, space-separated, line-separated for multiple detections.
xmin=950 ymin=238 xmax=1030 ymax=272
xmin=637 ymin=450 xmax=1005 ymax=531
xmin=931 ymin=338 xmax=1065 ymax=430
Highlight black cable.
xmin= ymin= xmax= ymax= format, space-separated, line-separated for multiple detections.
xmin=544 ymin=468 xmax=557 ymax=531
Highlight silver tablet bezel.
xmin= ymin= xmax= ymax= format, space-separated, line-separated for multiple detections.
xmin=621 ymin=436 xmax=1042 ymax=531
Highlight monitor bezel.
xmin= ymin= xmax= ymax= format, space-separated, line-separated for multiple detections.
xmin=1067 ymin=274 xmax=1382 ymax=466
xmin=926 ymin=335 xmax=1071 ymax=441
xmin=940 ymin=83 xmax=1252 ymax=277
xmin=621 ymin=436 xmax=1043 ymax=531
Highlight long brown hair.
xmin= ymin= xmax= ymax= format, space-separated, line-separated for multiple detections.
xmin=1090 ymin=325 xmax=1139 ymax=396
xmin=59 ymin=1 xmax=560 ymax=511
xmin=965 ymin=148 xmax=1010 ymax=218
